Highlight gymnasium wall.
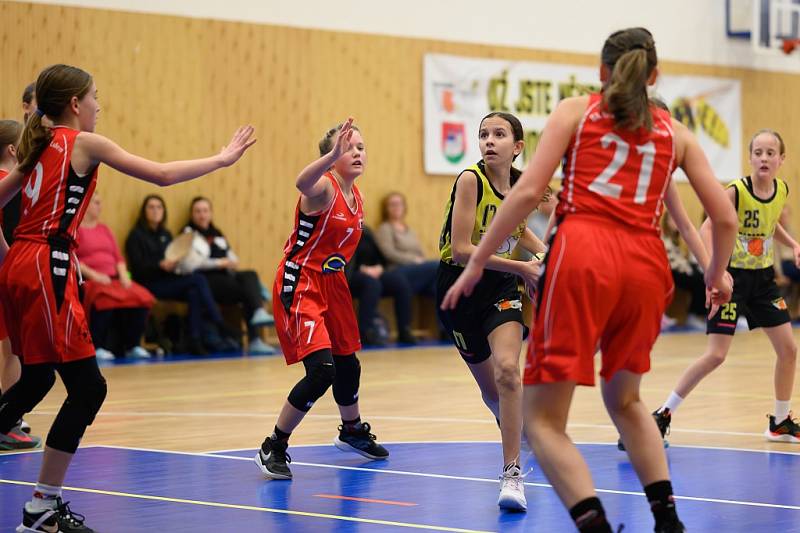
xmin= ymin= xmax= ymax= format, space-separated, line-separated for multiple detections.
xmin=2 ymin=1 xmax=799 ymax=284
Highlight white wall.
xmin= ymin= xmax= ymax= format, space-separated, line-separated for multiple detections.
xmin=17 ymin=0 xmax=800 ymax=73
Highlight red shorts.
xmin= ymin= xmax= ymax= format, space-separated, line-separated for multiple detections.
xmin=273 ymin=265 xmax=361 ymax=365
xmin=0 ymin=240 xmax=95 ymax=364
xmin=524 ymin=216 xmax=674 ymax=387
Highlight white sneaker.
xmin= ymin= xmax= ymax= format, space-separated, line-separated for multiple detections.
xmin=250 ymin=308 xmax=274 ymax=327
xmin=248 ymin=338 xmax=278 ymax=355
xmin=498 ymin=463 xmax=527 ymax=511
xmin=95 ymin=348 xmax=115 ymax=360
xmin=124 ymin=346 xmax=152 ymax=359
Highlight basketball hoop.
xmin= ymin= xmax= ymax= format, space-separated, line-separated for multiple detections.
xmin=782 ymin=38 xmax=800 ymax=54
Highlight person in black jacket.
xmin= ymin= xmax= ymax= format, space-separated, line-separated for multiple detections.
xmin=182 ymin=196 xmax=276 ymax=355
xmin=125 ymin=194 xmax=239 ymax=355
xmin=346 ymin=225 xmax=415 ymax=346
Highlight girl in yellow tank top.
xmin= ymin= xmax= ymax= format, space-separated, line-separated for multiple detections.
xmin=656 ymin=129 xmax=800 ymax=444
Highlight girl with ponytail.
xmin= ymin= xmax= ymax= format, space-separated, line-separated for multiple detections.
xmin=442 ymin=28 xmax=738 ymax=531
xmin=0 ymin=64 xmax=255 ymax=533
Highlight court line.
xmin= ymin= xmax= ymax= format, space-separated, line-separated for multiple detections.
xmin=28 ymin=409 xmax=769 ymax=439
xmin=72 ymin=445 xmax=800 ymax=511
xmin=202 ymin=441 xmax=800 ymax=457
xmin=314 ymin=493 xmax=418 ymax=507
xmin=0 ymin=478 xmax=490 ymax=533
xmin=211 ymin=453 xmax=800 ymax=511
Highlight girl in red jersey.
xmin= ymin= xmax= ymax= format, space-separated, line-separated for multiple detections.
xmin=0 ymin=119 xmax=42 ymax=452
xmin=255 ymin=118 xmax=388 ymax=481
xmin=0 ymin=64 xmax=255 ymax=533
xmin=442 ymin=28 xmax=737 ymax=532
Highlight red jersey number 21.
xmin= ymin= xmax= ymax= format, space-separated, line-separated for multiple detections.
xmin=588 ymin=133 xmax=656 ymax=205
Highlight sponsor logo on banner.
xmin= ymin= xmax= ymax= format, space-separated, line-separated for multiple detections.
xmin=442 ymin=122 xmax=466 ymax=164
xmin=423 ymin=54 xmax=741 ymax=181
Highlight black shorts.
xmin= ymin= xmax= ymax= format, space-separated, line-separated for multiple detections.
xmin=435 ymin=261 xmax=528 ymax=364
xmin=707 ymin=266 xmax=790 ymax=335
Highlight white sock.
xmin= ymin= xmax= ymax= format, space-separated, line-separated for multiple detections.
xmin=27 ymin=483 xmax=61 ymax=512
xmin=662 ymin=392 xmax=684 ymax=414
xmin=775 ymin=400 xmax=791 ymax=422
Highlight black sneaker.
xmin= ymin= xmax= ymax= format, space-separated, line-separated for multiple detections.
xmin=18 ymin=498 xmax=93 ymax=532
xmin=254 ymin=437 xmax=292 ymax=479
xmin=765 ymin=412 xmax=800 ymax=443
xmin=334 ymin=422 xmax=389 ymax=460
xmin=617 ymin=409 xmax=671 ymax=451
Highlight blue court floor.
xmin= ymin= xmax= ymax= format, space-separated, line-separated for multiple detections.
xmin=2 ymin=441 xmax=799 ymax=531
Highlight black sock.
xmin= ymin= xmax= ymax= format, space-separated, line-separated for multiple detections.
xmin=570 ymin=497 xmax=612 ymax=533
xmin=644 ymin=480 xmax=680 ymax=526
xmin=341 ymin=416 xmax=362 ymax=431
xmin=272 ymin=426 xmax=291 ymax=442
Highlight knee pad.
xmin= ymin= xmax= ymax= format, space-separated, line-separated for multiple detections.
xmin=46 ymin=374 xmax=107 ymax=454
xmin=332 ymin=354 xmax=361 ymax=406
xmin=287 ymin=358 xmax=336 ymax=412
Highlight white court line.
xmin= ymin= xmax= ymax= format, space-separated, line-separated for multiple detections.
xmin=67 ymin=444 xmax=800 ymax=512
xmin=28 ymin=409 xmax=767 ymax=439
xmin=204 ymin=441 xmax=800 ymax=457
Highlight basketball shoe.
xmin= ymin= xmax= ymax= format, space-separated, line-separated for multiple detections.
xmin=334 ymin=422 xmax=389 ymax=460
xmin=254 ymin=436 xmax=292 ymax=479
xmin=765 ymin=413 xmax=800 ymax=443
xmin=17 ymin=498 xmax=93 ymax=532
xmin=497 ymin=463 xmax=527 ymax=511
xmin=0 ymin=424 xmax=41 ymax=451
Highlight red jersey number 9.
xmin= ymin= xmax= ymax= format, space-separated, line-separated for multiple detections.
xmin=23 ymin=162 xmax=44 ymax=207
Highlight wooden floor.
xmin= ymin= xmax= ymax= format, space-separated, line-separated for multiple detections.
xmin=21 ymin=328 xmax=800 ymax=454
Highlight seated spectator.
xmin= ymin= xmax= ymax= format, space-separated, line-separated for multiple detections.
xmin=347 ymin=225 xmax=416 ymax=346
xmin=77 ymin=193 xmax=155 ymax=360
xmin=182 ymin=196 xmax=276 ymax=355
xmin=662 ymin=210 xmax=706 ymax=328
xmin=374 ymin=191 xmax=437 ymax=299
xmin=125 ymin=194 xmax=240 ymax=355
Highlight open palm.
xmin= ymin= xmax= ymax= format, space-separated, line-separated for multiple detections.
xmin=219 ymin=125 xmax=257 ymax=167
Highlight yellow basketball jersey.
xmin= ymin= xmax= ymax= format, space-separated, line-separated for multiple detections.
xmin=728 ymin=176 xmax=788 ymax=269
xmin=439 ymin=161 xmax=527 ymax=266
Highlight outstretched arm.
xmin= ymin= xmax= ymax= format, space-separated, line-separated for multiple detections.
xmin=79 ymin=125 xmax=256 ymax=187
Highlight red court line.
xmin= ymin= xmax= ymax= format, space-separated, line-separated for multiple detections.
xmin=313 ymin=493 xmax=418 ymax=507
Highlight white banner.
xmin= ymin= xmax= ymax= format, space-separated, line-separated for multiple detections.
xmin=424 ymin=53 xmax=742 ymax=182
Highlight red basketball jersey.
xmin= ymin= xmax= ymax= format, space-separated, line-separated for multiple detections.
xmin=280 ymin=172 xmax=363 ymax=274
xmin=557 ymin=93 xmax=675 ymax=232
xmin=14 ymin=126 xmax=98 ymax=247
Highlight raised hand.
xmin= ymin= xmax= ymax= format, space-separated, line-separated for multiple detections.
xmin=328 ymin=117 xmax=354 ymax=160
xmin=219 ymin=125 xmax=257 ymax=167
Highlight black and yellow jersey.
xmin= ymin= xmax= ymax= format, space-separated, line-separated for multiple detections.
xmin=439 ymin=161 xmax=527 ymax=266
xmin=728 ymin=176 xmax=788 ymax=269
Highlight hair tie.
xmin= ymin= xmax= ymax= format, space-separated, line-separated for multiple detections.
xmin=628 ymin=43 xmax=649 ymax=52
xmin=34 ymin=108 xmax=44 ymax=117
